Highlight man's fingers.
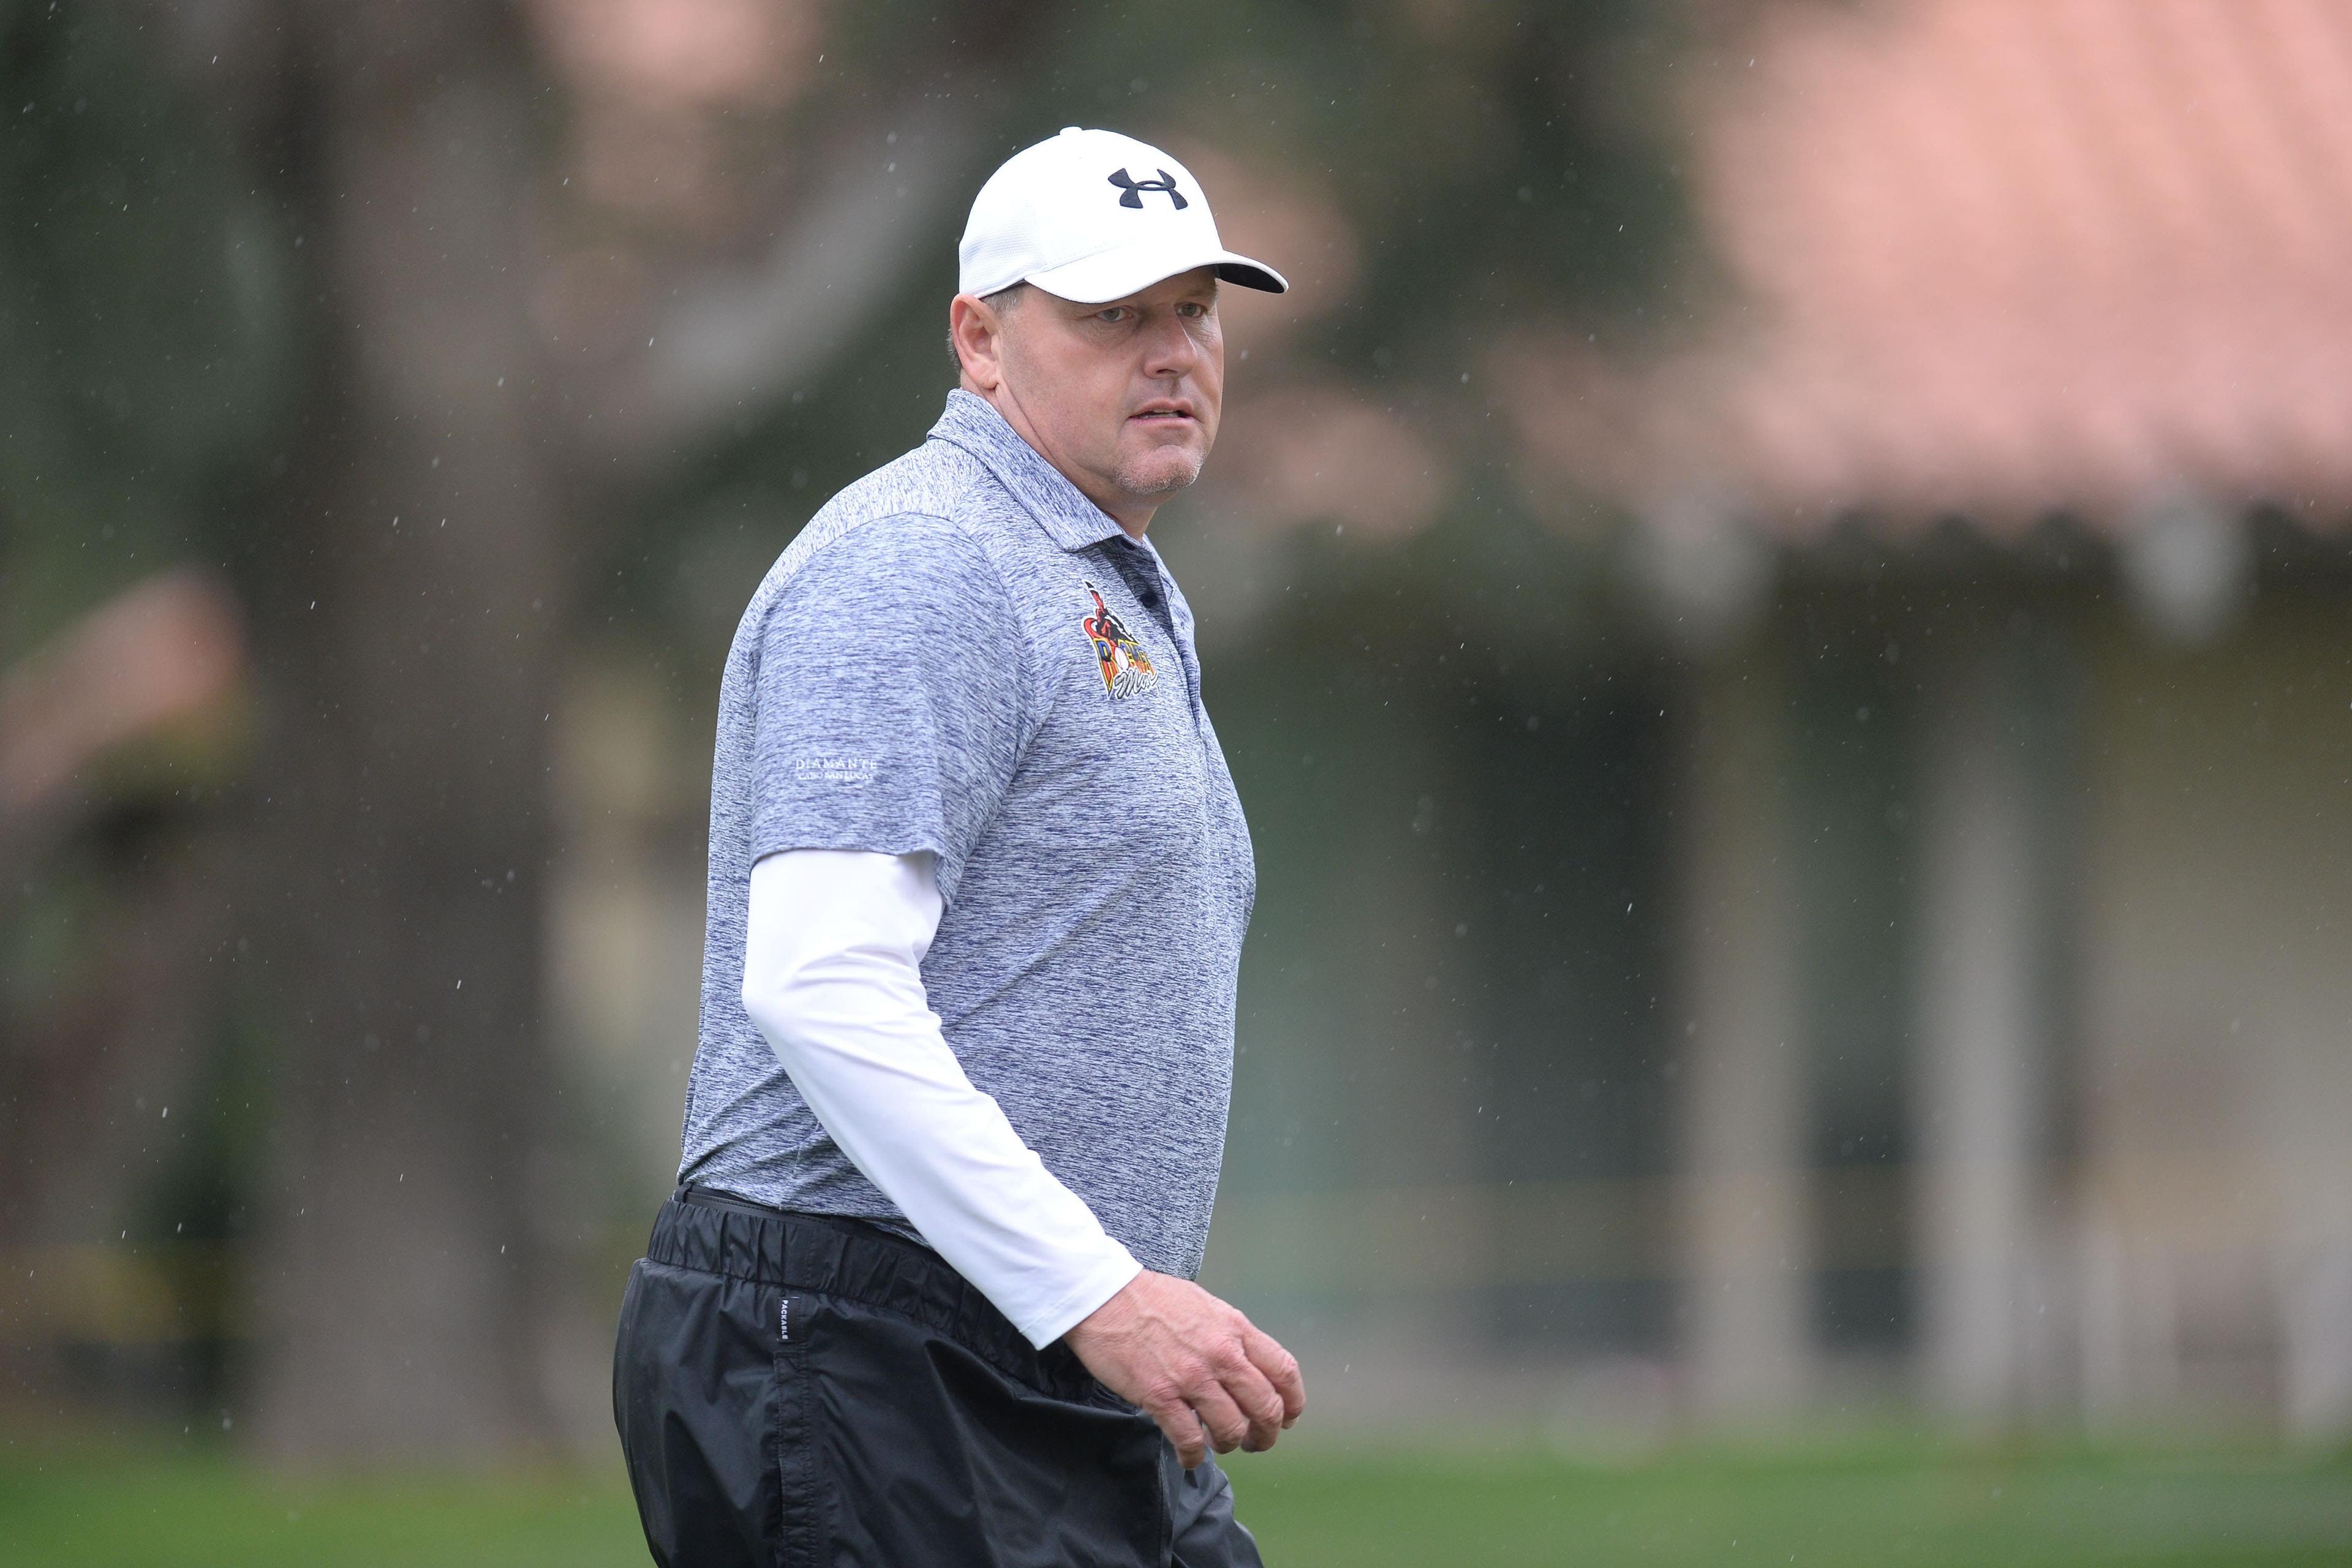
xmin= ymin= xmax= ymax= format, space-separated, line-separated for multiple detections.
xmin=1189 ymin=1383 xmax=1251 ymax=1455
xmin=1242 ymin=1323 xmax=1306 ymax=1425
xmin=1219 ymin=1360 xmax=1286 ymax=1450
xmin=1147 ymin=1397 xmax=1206 ymax=1469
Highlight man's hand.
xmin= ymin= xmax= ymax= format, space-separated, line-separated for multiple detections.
xmin=1064 ymin=1270 xmax=1306 ymax=1470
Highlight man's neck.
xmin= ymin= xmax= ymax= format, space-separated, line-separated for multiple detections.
xmin=965 ymin=379 xmax=1156 ymax=538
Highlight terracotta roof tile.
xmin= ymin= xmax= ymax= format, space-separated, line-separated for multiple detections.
xmin=1512 ymin=0 xmax=2352 ymax=535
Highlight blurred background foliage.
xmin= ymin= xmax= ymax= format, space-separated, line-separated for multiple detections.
xmin=0 ymin=0 xmax=1708 ymax=1458
xmin=6 ymin=0 xmax=2352 ymax=1561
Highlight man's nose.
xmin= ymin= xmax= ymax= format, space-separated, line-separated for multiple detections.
xmin=1140 ymin=311 xmax=1199 ymax=378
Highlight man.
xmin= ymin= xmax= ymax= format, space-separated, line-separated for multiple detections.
xmin=612 ymin=126 xmax=1305 ymax=1567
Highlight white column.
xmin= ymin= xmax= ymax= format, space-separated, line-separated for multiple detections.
xmin=2281 ymin=1239 xmax=2352 ymax=1439
xmin=1913 ymin=639 xmax=2043 ymax=1423
xmin=2274 ymin=1010 xmax=2352 ymax=1440
xmin=1678 ymin=654 xmax=1812 ymax=1419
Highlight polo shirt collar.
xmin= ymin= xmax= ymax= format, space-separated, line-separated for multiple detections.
xmin=927 ymin=389 xmax=1129 ymax=552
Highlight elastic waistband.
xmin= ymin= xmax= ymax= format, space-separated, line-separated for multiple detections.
xmin=647 ymin=1186 xmax=1105 ymax=1403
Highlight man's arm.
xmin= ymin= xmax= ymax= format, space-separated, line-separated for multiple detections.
xmin=741 ymin=848 xmax=1305 ymax=1464
xmin=742 ymin=847 xmax=1140 ymax=1346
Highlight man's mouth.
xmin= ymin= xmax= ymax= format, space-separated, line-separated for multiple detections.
xmin=1130 ymin=401 xmax=1196 ymax=423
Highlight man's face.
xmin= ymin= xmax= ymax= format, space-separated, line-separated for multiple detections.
xmin=986 ymin=266 xmax=1224 ymax=525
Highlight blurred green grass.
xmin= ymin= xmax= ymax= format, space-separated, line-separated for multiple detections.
xmin=1 ymin=1432 xmax=2346 ymax=1566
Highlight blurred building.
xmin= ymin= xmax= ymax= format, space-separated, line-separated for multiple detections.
xmin=548 ymin=0 xmax=2352 ymax=1445
xmin=1192 ymin=0 xmax=2352 ymax=1440
xmin=1621 ymin=0 xmax=2352 ymax=1438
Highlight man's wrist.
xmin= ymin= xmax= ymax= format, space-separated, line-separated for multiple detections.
xmin=1021 ymin=1245 xmax=1143 ymax=1349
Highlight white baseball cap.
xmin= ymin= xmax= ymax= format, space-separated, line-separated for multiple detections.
xmin=957 ymin=126 xmax=1289 ymax=304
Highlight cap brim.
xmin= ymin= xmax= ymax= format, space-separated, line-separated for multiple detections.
xmin=1024 ymin=244 xmax=1288 ymax=304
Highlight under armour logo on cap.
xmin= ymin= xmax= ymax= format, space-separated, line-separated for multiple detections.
xmin=1107 ymin=167 xmax=1188 ymax=210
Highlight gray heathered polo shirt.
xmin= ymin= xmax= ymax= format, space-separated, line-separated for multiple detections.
xmin=676 ymin=388 xmax=1256 ymax=1282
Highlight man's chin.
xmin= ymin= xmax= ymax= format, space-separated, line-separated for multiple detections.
xmin=1114 ymin=450 xmax=1205 ymax=499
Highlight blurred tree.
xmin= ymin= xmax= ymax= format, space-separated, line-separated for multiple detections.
xmin=0 ymin=0 xmax=281 ymax=1411
xmin=216 ymin=1 xmax=571 ymax=1456
xmin=0 ymin=0 xmax=282 ymax=658
xmin=607 ymin=0 xmax=1703 ymax=570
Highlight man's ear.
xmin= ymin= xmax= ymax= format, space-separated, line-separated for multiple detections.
xmin=949 ymin=293 xmax=1006 ymax=391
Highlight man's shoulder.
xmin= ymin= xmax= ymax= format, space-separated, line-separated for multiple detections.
xmin=720 ymin=428 xmax=1044 ymax=674
xmin=777 ymin=441 xmax=995 ymax=581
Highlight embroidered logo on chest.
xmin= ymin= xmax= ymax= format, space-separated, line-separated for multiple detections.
xmin=1079 ymin=581 xmax=1158 ymax=700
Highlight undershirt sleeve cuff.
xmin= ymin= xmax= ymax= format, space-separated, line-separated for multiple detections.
xmin=1016 ymin=1245 xmax=1145 ymax=1350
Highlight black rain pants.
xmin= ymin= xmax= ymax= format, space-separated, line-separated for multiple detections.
xmin=612 ymin=1186 xmax=1267 ymax=1567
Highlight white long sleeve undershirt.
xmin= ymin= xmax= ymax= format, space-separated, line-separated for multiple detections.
xmin=739 ymin=848 xmax=1143 ymax=1348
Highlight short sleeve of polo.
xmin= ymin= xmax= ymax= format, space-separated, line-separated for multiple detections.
xmin=747 ymin=513 xmax=1031 ymax=905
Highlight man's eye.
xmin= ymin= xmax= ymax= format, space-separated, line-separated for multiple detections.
xmin=1097 ymin=307 xmax=1128 ymax=323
